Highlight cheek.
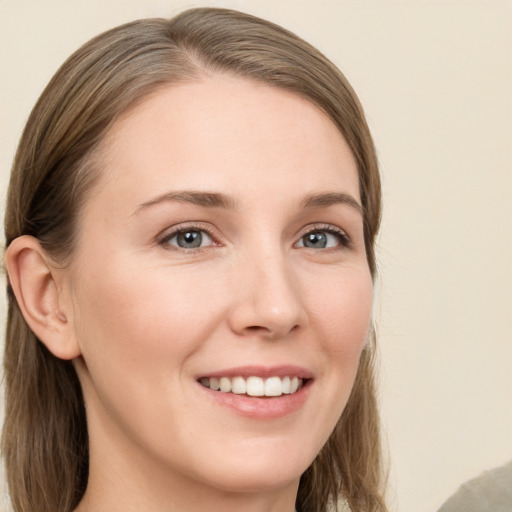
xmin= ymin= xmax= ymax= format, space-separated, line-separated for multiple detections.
xmin=306 ymin=265 xmax=372 ymax=414
xmin=308 ymin=266 xmax=373 ymax=354
xmin=71 ymin=259 xmax=228 ymax=383
xmin=69 ymin=258 xmax=234 ymax=454
xmin=295 ymin=266 xmax=373 ymax=451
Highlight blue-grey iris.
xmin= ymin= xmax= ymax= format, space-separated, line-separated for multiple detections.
xmin=303 ymin=232 xmax=327 ymax=248
xmin=177 ymin=230 xmax=203 ymax=248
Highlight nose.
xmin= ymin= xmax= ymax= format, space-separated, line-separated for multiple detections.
xmin=228 ymin=250 xmax=308 ymax=340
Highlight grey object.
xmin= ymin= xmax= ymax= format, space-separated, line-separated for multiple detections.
xmin=438 ymin=460 xmax=512 ymax=512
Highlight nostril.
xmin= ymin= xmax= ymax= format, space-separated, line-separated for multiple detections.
xmin=242 ymin=323 xmax=301 ymax=339
xmin=243 ymin=325 xmax=274 ymax=336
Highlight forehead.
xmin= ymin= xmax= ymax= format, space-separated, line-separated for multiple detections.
xmin=91 ymin=75 xmax=360 ymax=211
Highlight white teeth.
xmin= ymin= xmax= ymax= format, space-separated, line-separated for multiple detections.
xmin=246 ymin=376 xmax=265 ymax=396
xmin=219 ymin=377 xmax=231 ymax=393
xmin=231 ymin=376 xmax=247 ymax=394
xmin=200 ymin=375 xmax=305 ymax=397
xmin=282 ymin=376 xmax=291 ymax=394
xmin=264 ymin=376 xmax=283 ymax=397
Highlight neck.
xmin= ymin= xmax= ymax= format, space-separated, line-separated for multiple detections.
xmin=74 ymin=407 xmax=299 ymax=512
xmin=74 ymin=469 xmax=299 ymax=512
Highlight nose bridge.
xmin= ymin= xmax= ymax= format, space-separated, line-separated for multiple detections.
xmin=229 ymin=240 xmax=307 ymax=338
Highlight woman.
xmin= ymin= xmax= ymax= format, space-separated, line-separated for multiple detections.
xmin=2 ymin=7 xmax=385 ymax=512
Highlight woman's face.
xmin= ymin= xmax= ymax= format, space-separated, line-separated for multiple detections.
xmin=65 ymin=75 xmax=373 ymax=500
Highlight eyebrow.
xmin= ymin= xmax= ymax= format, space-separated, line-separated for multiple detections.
xmin=134 ymin=190 xmax=362 ymax=215
xmin=299 ymin=192 xmax=363 ymax=215
xmin=135 ymin=191 xmax=238 ymax=214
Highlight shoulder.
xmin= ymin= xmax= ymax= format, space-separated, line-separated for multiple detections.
xmin=437 ymin=460 xmax=512 ymax=512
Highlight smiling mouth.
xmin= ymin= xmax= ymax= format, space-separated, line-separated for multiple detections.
xmin=199 ymin=376 xmax=305 ymax=397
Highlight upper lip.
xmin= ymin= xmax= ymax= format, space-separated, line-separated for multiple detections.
xmin=197 ymin=365 xmax=314 ymax=380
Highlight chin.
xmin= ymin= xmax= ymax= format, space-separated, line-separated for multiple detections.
xmin=187 ymin=445 xmax=313 ymax=495
xmin=203 ymin=466 xmax=302 ymax=495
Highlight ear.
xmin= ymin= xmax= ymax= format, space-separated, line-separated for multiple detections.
xmin=5 ymin=235 xmax=81 ymax=360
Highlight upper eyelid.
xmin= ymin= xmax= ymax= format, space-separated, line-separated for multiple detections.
xmin=158 ymin=222 xmax=220 ymax=245
xmin=297 ymin=223 xmax=350 ymax=240
xmin=299 ymin=223 xmax=347 ymax=234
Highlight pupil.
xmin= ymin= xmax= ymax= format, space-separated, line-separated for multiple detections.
xmin=178 ymin=231 xmax=202 ymax=248
xmin=304 ymin=232 xmax=327 ymax=248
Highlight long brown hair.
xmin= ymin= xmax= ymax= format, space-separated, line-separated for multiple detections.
xmin=2 ymin=8 xmax=385 ymax=512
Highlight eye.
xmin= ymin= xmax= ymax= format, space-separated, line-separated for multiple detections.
xmin=296 ymin=226 xmax=350 ymax=249
xmin=161 ymin=228 xmax=215 ymax=250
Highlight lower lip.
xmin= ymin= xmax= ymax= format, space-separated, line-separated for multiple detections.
xmin=198 ymin=381 xmax=312 ymax=420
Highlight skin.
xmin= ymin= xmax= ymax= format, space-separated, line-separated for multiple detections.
xmin=51 ymin=75 xmax=372 ymax=512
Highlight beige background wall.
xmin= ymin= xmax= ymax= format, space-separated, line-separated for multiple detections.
xmin=1 ymin=1 xmax=511 ymax=511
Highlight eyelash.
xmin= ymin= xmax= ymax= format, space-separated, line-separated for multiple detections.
xmin=158 ymin=223 xmax=351 ymax=251
xmin=295 ymin=224 xmax=351 ymax=250
xmin=158 ymin=223 xmax=218 ymax=251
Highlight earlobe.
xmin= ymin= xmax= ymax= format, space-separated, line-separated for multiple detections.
xmin=5 ymin=235 xmax=81 ymax=360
